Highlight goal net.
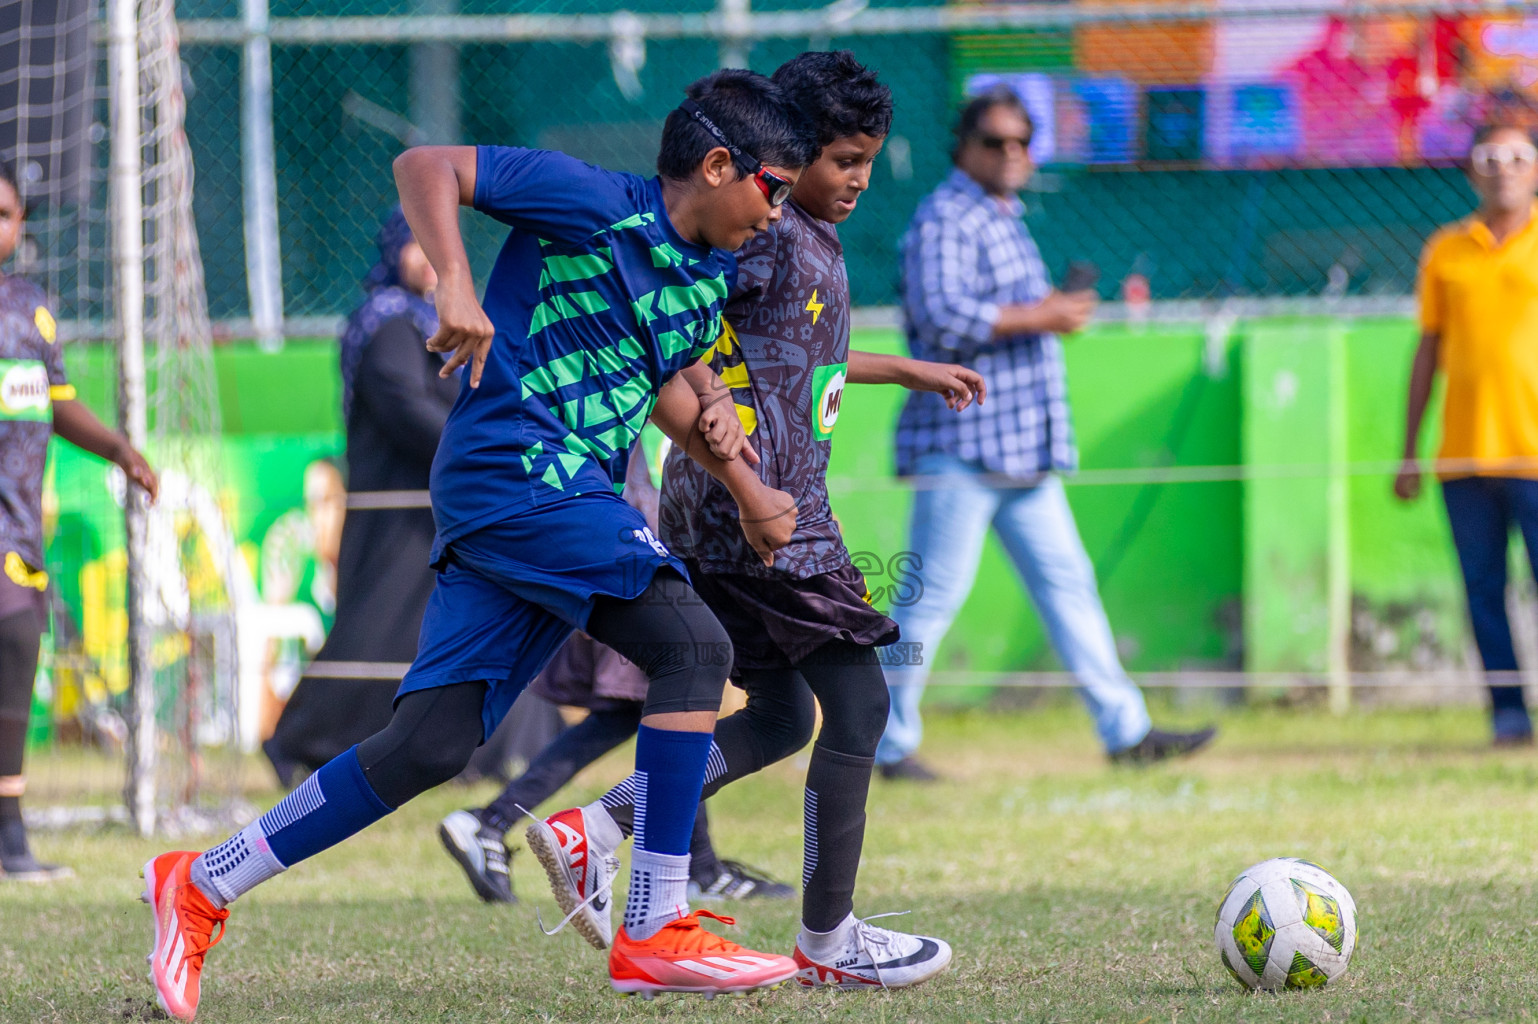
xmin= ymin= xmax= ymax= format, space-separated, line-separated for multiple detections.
xmin=3 ymin=0 xmax=246 ymax=835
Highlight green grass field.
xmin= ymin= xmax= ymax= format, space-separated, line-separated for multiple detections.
xmin=4 ymin=700 xmax=1537 ymax=1023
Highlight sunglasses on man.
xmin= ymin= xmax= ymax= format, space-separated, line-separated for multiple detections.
xmin=1471 ymin=140 xmax=1538 ymax=177
xmin=678 ymin=99 xmax=795 ymax=207
xmin=974 ymin=132 xmax=1033 ymax=154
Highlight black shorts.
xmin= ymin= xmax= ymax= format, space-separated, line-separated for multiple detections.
xmin=683 ymin=559 xmax=899 ymax=673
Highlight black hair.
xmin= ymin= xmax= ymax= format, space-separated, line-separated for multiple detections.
xmin=771 ymin=50 xmax=893 ymax=150
xmin=951 ymin=86 xmax=1034 ymax=164
xmin=0 ymin=159 xmax=21 ymax=207
xmin=1471 ymin=121 xmax=1538 ymax=150
xmin=0 ymin=158 xmax=40 ymax=222
xmin=656 ymin=68 xmax=819 ymax=182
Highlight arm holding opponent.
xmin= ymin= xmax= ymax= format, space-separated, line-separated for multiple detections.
xmin=652 ymin=375 xmax=795 ymax=566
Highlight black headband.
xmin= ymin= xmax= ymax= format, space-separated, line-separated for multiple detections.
xmin=678 ymin=99 xmax=763 ymax=173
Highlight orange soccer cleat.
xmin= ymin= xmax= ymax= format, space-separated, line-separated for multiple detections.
xmin=608 ymin=909 xmax=797 ymax=999
xmin=140 ymin=851 xmax=230 ymax=1022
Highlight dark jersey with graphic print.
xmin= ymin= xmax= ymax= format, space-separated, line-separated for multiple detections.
xmin=0 ymin=276 xmax=69 ymax=575
xmin=659 ymin=201 xmax=851 ymax=580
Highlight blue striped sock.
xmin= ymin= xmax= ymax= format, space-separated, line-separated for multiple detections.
xmin=621 ymin=727 xmax=712 ymax=939
xmin=194 ymin=746 xmax=392 ymax=906
xmin=630 ymin=725 xmax=712 ymax=856
xmin=264 ymin=747 xmax=393 ymax=865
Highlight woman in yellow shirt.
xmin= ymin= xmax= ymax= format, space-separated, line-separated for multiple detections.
xmin=1395 ymin=121 xmax=1538 ymax=747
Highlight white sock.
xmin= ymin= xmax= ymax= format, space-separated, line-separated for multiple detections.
xmin=581 ymin=799 xmax=624 ymax=858
xmin=191 ymin=821 xmax=286 ymax=908
xmin=797 ymin=912 xmax=857 ymax=959
xmin=624 ymin=849 xmax=690 ymax=940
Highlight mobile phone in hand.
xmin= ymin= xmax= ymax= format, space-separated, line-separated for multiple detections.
xmin=1062 ymin=261 xmax=1100 ymax=294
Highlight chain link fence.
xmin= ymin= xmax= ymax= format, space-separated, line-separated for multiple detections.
xmin=4 ymin=1 xmax=1537 ymax=831
xmin=163 ymin=0 xmax=1535 ymax=713
xmin=169 ymin=0 xmax=1536 ymax=329
xmin=4 ymin=0 xmax=241 ymax=833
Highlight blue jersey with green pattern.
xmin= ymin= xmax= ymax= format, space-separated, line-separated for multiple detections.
xmin=428 ymin=146 xmax=735 ymax=562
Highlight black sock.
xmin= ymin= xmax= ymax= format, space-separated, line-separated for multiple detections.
xmin=0 ymin=610 xmax=42 ymax=862
xmin=0 ymin=610 xmax=42 ymax=826
xmin=801 ymin=743 xmax=875 ymax=933
xmin=791 ymin=640 xmax=888 ymax=932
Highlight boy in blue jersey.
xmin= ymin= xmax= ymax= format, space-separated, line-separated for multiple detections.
xmin=532 ymin=52 xmax=984 ymax=990
xmin=139 ymin=69 xmax=820 ymax=1020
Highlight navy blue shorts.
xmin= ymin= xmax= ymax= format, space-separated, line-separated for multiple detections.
xmin=398 ymin=492 xmax=688 ymax=739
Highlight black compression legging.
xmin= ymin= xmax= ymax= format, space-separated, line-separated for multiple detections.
xmin=605 ymin=639 xmax=889 ymax=930
xmin=585 ymin=568 xmax=731 ymax=717
xmin=0 ymin=610 xmax=43 ymax=828
xmin=610 ymin=638 xmax=889 ymax=810
xmin=355 ymin=568 xmax=730 ymax=809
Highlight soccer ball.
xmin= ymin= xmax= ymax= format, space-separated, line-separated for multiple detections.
xmin=1213 ymin=857 xmax=1357 ymax=991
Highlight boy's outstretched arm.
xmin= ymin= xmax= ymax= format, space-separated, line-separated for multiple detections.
xmin=847 ymin=350 xmax=986 ymax=411
xmin=652 ymin=375 xmax=796 ymax=566
xmin=393 ymin=146 xmax=495 ymax=387
xmin=52 ymin=400 xmax=158 ymax=502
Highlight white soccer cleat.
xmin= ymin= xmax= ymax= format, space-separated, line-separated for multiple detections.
xmin=526 ymin=806 xmax=619 ymax=949
xmin=793 ymin=916 xmax=953 ymax=989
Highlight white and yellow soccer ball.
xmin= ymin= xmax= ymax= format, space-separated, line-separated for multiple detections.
xmin=1214 ymin=857 xmax=1357 ymax=991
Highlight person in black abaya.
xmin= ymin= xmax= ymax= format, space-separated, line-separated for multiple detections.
xmin=262 ymin=208 xmax=461 ymax=783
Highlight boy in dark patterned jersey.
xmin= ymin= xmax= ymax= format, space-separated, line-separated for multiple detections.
xmin=0 ymin=161 xmax=158 ymax=881
xmin=533 ymin=52 xmax=986 ymax=990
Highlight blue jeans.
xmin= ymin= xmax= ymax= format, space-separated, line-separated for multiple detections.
xmin=878 ymin=454 xmax=1152 ymax=762
xmin=1441 ymin=476 xmax=1537 ymax=738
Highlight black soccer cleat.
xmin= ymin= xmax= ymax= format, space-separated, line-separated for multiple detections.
xmin=439 ymin=810 xmax=516 ymax=904
xmin=689 ymin=860 xmax=795 ymax=902
xmin=1110 ymin=725 xmax=1217 ymax=765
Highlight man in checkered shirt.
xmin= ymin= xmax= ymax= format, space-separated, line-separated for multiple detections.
xmin=876 ymin=87 xmax=1215 ymax=780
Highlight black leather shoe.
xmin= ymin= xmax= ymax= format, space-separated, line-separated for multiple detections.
xmin=1110 ymin=725 xmax=1217 ymax=765
xmin=1493 ymin=707 xmax=1534 ymax=748
xmin=0 ymin=819 xmax=72 ymax=882
xmin=878 ymin=756 xmax=941 ymax=782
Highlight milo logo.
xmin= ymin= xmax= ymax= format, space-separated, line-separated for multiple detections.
xmin=0 ymin=361 xmax=51 ymax=421
xmin=811 ymin=361 xmax=847 ymax=441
